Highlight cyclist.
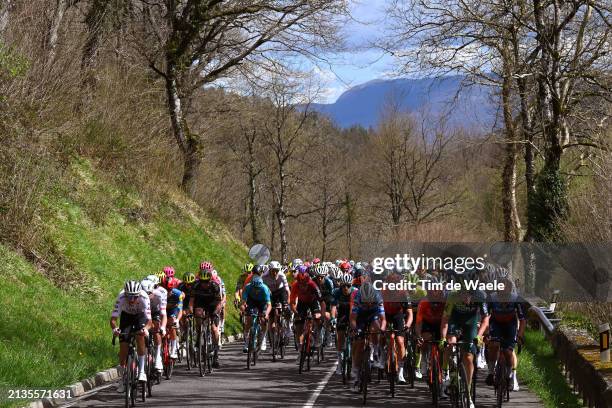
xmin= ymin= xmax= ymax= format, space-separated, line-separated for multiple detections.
xmin=486 ymin=277 xmax=525 ymax=391
xmin=164 ymin=278 xmax=185 ymax=359
xmin=143 ymin=275 xmax=167 ymax=372
xmin=415 ymin=276 xmax=446 ymax=380
xmin=110 ymin=281 xmax=152 ymax=391
xmin=189 ymin=268 xmax=223 ymax=368
xmin=286 ymin=258 xmax=302 ymax=285
xmin=242 ymin=266 xmax=272 ymax=353
xmin=331 ymin=273 xmax=356 ymax=375
xmin=313 ymin=264 xmax=334 ymax=346
xmin=350 ymin=281 xmax=386 ymax=392
xmin=263 ymin=261 xmax=292 ymax=341
xmin=178 ymin=272 xmax=196 ymax=346
xmin=328 ymin=265 xmax=343 ymax=289
xmin=212 ymin=269 xmax=227 ymax=347
xmin=235 ymin=263 xmax=254 ymax=306
xmin=290 ymin=265 xmax=324 ymax=364
xmin=440 ymin=277 xmax=489 ymax=408
xmin=380 ymin=270 xmax=413 ymax=384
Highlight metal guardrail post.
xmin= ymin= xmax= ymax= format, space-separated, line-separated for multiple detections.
xmin=601 ymin=323 xmax=610 ymax=363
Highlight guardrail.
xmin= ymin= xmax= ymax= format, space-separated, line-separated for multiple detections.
xmin=527 ymin=299 xmax=612 ymax=408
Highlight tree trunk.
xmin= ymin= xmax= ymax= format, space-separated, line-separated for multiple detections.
xmin=46 ymin=0 xmax=71 ymax=67
xmin=277 ymin=171 xmax=288 ymax=264
xmin=164 ymin=63 xmax=201 ymax=197
xmin=247 ymin=163 xmax=260 ymax=244
xmin=81 ymin=0 xmax=107 ymax=72
xmin=518 ymin=77 xmax=536 ymax=242
xmin=345 ymin=191 xmax=353 ymax=259
xmin=501 ymin=70 xmax=522 ymax=241
xmin=0 ymin=0 xmax=11 ymax=34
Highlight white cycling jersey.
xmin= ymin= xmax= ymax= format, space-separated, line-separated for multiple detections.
xmin=262 ymin=270 xmax=289 ymax=293
xmin=111 ymin=290 xmax=151 ymax=320
xmin=150 ymin=286 xmax=167 ymax=316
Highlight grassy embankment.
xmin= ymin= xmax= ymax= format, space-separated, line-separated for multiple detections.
xmin=0 ymin=160 xmax=246 ymax=407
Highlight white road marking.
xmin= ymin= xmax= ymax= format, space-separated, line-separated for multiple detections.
xmin=303 ymin=361 xmax=337 ymax=408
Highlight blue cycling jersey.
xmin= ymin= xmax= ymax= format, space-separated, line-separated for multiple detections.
xmin=242 ymin=282 xmax=271 ymax=306
xmin=351 ymin=288 xmax=384 ymax=316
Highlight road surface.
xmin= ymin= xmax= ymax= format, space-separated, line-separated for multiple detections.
xmin=66 ymin=341 xmax=543 ymax=407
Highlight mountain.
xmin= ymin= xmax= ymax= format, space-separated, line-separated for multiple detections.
xmin=310 ymin=76 xmax=496 ymax=130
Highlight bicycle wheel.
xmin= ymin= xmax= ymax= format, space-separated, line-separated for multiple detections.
xmin=495 ymin=361 xmax=504 ymax=408
xmin=430 ymin=352 xmax=440 ymax=407
xmin=279 ymin=316 xmax=286 ymax=360
xmin=459 ymin=362 xmax=470 ymax=408
xmin=146 ymin=349 xmax=153 ymax=397
xmin=405 ymin=340 xmax=415 ymax=388
xmin=270 ymin=321 xmax=277 ymax=362
xmin=124 ymin=356 xmax=132 ymax=408
xmin=196 ymin=326 xmax=204 ymax=377
xmin=247 ymin=328 xmax=254 ymax=370
xmin=389 ymin=337 xmax=398 ymax=397
xmin=130 ymin=352 xmax=137 ymax=407
xmin=362 ymin=346 xmax=370 ymax=405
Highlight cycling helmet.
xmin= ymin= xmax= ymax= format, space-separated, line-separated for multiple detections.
xmin=349 ymin=260 xmax=355 ymax=266
xmin=292 ymin=258 xmax=303 ymax=268
xmin=359 ymin=282 xmax=378 ymax=303
xmin=146 ymin=274 xmax=160 ymax=286
xmin=200 ymin=261 xmax=213 ymax=272
xmin=140 ymin=279 xmax=154 ymax=294
xmin=330 ymin=266 xmax=343 ymax=281
xmin=253 ymin=264 xmax=266 ymax=275
xmin=353 ymin=264 xmax=365 ymax=278
xmin=296 ymin=270 xmax=309 ymax=282
xmin=335 ymin=259 xmax=342 ymax=266
xmin=163 ymin=266 xmax=175 ymax=278
xmin=340 ymin=273 xmax=353 ymax=286
xmin=312 ymin=257 xmax=321 ymax=265
xmin=211 ymin=269 xmax=219 ymax=278
xmin=167 ymin=278 xmax=180 ymax=290
xmin=183 ymin=272 xmax=196 ymax=284
xmin=124 ymin=280 xmax=142 ymax=296
xmin=243 ymin=263 xmax=254 ymax=273
xmin=201 ymin=270 xmax=212 ymax=281
xmin=156 ymin=271 xmax=166 ymax=283
xmin=269 ymin=261 xmax=282 ymax=271
xmin=314 ymin=265 xmax=327 ymax=277
xmin=296 ymin=265 xmax=309 ymax=274
xmin=339 ymin=262 xmax=351 ymax=273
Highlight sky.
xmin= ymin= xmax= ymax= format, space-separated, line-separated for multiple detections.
xmin=311 ymin=0 xmax=396 ymax=104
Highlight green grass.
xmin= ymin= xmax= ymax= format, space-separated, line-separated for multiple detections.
xmin=517 ymin=329 xmax=582 ymax=408
xmin=0 ymin=160 xmax=247 ymax=407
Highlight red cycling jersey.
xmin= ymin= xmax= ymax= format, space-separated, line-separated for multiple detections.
xmin=416 ymin=300 xmax=445 ymax=325
xmin=290 ymin=279 xmax=322 ymax=305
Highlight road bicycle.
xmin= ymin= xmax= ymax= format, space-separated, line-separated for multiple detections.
xmin=247 ymin=312 xmax=262 ymax=369
xmin=340 ymin=327 xmax=352 ymax=385
xmin=161 ymin=332 xmax=174 ymax=380
xmin=383 ymin=328 xmax=405 ymax=398
xmin=179 ymin=314 xmax=195 ymax=370
xmin=403 ymin=328 xmax=417 ymax=389
xmin=194 ymin=312 xmax=214 ymax=376
xmin=354 ymin=325 xmax=374 ymax=405
xmin=113 ymin=330 xmax=145 ymax=408
xmin=299 ymin=310 xmax=316 ymax=374
xmin=420 ymin=339 xmax=443 ymax=407
xmin=491 ymin=337 xmax=522 ymax=407
xmin=446 ymin=338 xmax=478 ymax=408
xmin=268 ymin=303 xmax=287 ymax=362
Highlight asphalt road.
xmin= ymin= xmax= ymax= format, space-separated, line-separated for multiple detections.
xmin=67 ymin=341 xmax=544 ymax=408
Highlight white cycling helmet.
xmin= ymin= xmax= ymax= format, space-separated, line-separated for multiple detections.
xmin=340 ymin=273 xmax=353 ymax=286
xmin=314 ymin=265 xmax=327 ymax=277
xmin=292 ymin=258 xmax=303 ymax=268
xmin=330 ymin=266 xmax=343 ymax=281
xmin=145 ymin=274 xmax=159 ymax=286
xmin=335 ymin=259 xmax=342 ymax=266
xmin=359 ymin=282 xmax=378 ymax=303
xmin=269 ymin=261 xmax=282 ymax=271
xmin=140 ymin=279 xmax=155 ymax=294
xmin=124 ymin=280 xmax=142 ymax=296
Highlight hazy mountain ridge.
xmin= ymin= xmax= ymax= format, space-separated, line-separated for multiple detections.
xmin=311 ymin=76 xmax=496 ymax=130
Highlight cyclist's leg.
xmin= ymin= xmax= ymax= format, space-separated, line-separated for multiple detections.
xmin=461 ymin=321 xmax=478 ymax=391
xmin=311 ymin=302 xmax=322 ymax=348
xmin=243 ymin=305 xmax=255 ymax=352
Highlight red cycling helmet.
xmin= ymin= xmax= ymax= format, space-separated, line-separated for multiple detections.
xmin=166 ymin=277 xmax=180 ymax=290
xmin=163 ymin=266 xmax=175 ymax=278
xmin=312 ymin=258 xmax=321 ymax=264
xmin=339 ymin=262 xmax=351 ymax=272
xmin=200 ymin=261 xmax=213 ymax=272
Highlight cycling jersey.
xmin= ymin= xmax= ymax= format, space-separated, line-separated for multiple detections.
xmin=290 ymin=279 xmax=322 ymax=305
xmin=150 ymin=287 xmax=168 ymax=318
xmin=331 ymin=287 xmax=357 ymax=318
xmin=235 ymin=272 xmax=249 ymax=292
xmin=112 ymin=290 xmax=152 ymax=320
xmin=316 ymin=276 xmax=334 ymax=304
xmin=262 ymin=270 xmax=290 ymax=293
xmin=166 ymin=288 xmax=185 ymax=310
xmin=416 ymin=300 xmax=446 ymax=325
xmin=242 ymin=282 xmax=272 ymax=306
xmin=177 ymin=282 xmax=194 ymax=307
xmin=351 ymin=288 xmax=385 ymax=316
xmin=190 ymin=280 xmax=222 ymax=306
xmin=444 ymin=291 xmax=488 ymax=324
xmin=488 ymin=294 xmax=525 ymax=324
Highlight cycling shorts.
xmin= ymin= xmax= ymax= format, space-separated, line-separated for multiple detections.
xmin=294 ymin=301 xmax=321 ymax=324
xmin=421 ymin=320 xmax=441 ymax=340
xmin=448 ymin=319 xmax=478 ymax=354
xmin=167 ymin=306 xmax=181 ymax=319
xmin=356 ymin=309 xmax=380 ymax=331
xmin=119 ymin=312 xmax=148 ymax=343
xmin=337 ymin=315 xmax=350 ymax=331
xmin=271 ymin=289 xmax=288 ymax=307
xmin=194 ymin=302 xmax=220 ymax=324
xmin=386 ymin=312 xmax=406 ymax=336
xmin=490 ymin=320 xmax=518 ymax=350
